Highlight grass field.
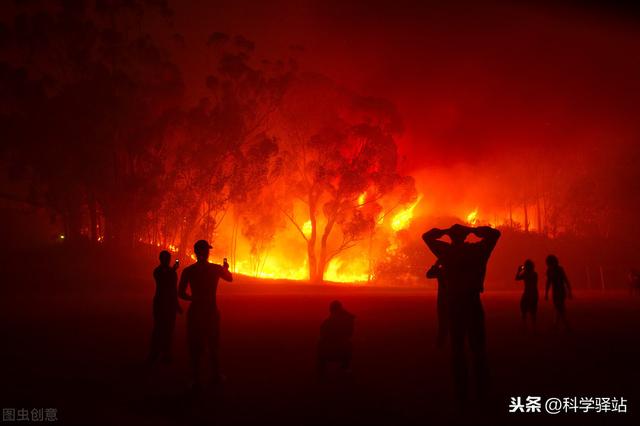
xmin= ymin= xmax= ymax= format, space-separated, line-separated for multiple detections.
xmin=1 ymin=265 xmax=639 ymax=425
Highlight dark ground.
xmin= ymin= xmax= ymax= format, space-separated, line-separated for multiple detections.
xmin=1 ymin=248 xmax=639 ymax=425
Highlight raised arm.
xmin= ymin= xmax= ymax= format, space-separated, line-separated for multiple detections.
xmin=178 ymin=269 xmax=192 ymax=301
xmin=422 ymin=228 xmax=450 ymax=259
xmin=473 ymin=226 xmax=501 ymax=244
xmin=472 ymin=226 xmax=501 ymax=258
xmin=220 ymin=264 xmax=233 ymax=282
xmin=515 ymin=267 xmax=525 ymax=280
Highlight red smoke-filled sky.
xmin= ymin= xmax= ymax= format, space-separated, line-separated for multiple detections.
xmin=137 ymin=0 xmax=640 ymax=237
xmin=2 ymin=0 xmax=639 ymax=282
xmin=165 ymin=0 xmax=640 ymax=171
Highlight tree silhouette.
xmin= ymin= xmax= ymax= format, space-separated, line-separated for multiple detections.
xmin=275 ymin=73 xmax=415 ymax=283
xmin=162 ymin=34 xmax=290 ymax=255
xmin=0 ymin=0 xmax=182 ymax=245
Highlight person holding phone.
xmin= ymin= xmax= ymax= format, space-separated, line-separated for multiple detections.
xmin=148 ymin=250 xmax=182 ymax=364
xmin=178 ymin=240 xmax=233 ymax=390
xmin=515 ymin=259 xmax=538 ymax=331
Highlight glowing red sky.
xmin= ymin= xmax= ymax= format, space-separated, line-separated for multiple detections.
xmin=165 ymin=0 xmax=640 ymax=172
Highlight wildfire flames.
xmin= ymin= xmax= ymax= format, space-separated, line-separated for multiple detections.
xmin=177 ymin=194 xmax=428 ymax=283
xmin=160 ymin=194 xmax=543 ymax=284
xmin=192 ymin=242 xmax=371 ymax=283
xmin=391 ymin=195 xmax=423 ymax=232
xmin=134 ymin=192 xmax=548 ymax=284
xmin=466 ymin=208 xmax=479 ymax=226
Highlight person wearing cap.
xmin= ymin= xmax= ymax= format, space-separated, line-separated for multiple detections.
xmin=178 ymin=239 xmax=232 ymax=389
xmin=422 ymin=224 xmax=500 ymax=410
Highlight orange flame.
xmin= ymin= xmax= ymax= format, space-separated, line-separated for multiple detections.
xmin=466 ymin=208 xmax=479 ymax=225
xmin=390 ymin=195 xmax=423 ymax=231
xmin=302 ymin=220 xmax=312 ymax=238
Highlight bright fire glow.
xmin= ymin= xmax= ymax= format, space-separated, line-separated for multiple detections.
xmin=357 ymin=192 xmax=367 ymax=206
xmin=190 ymin=253 xmax=368 ymax=283
xmin=149 ymin=192 xmax=554 ymax=285
xmin=302 ymin=220 xmax=312 ymax=238
xmin=390 ymin=195 xmax=423 ymax=231
xmin=466 ymin=208 xmax=479 ymax=225
xmin=324 ymin=257 xmax=369 ymax=283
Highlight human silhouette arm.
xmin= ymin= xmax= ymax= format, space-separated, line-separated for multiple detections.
xmin=562 ymin=268 xmax=572 ymax=299
xmin=422 ymin=228 xmax=450 ymax=258
xmin=220 ymin=260 xmax=233 ymax=282
xmin=469 ymin=226 xmax=501 ymax=261
xmin=472 ymin=226 xmax=501 ymax=245
xmin=515 ymin=266 xmax=525 ymax=280
xmin=426 ymin=262 xmax=441 ymax=279
xmin=178 ymin=269 xmax=192 ymax=301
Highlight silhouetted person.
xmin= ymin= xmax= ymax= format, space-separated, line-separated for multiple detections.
xmin=515 ymin=259 xmax=538 ymax=331
xmin=317 ymin=300 xmax=355 ymax=377
xmin=178 ymin=240 xmax=232 ymax=390
xmin=426 ymin=260 xmax=448 ymax=347
xmin=422 ymin=224 xmax=501 ymax=409
xmin=545 ymin=255 xmax=572 ymax=331
xmin=628 ymin=269 xmax=640 ymax=296
xmin=148 ymin=250 xmax=181 ymax=364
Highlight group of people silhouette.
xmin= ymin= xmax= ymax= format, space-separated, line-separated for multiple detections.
xmin=147 ymin=224 xmax=570 ymax=410
xmin=148 ymin=240 xmax=232 ymax=389
xmin=149 ymin=239 xmax=355 ymax=390
xmin=513 ymin=255 xmax=573 ymax=331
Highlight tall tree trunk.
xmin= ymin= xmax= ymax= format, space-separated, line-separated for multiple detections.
xmin=307 ymin=239 xmax=317 ymax=283
xmin=536 ymin=196 xmax=542 ymax=234
xmin=64 ymin=200 xmax=82 ymax=242
xmin=231 ymin=213 xmax=239 ymax=271
xmin=367 ymin=230 xmax=374 ymax=282
xmin=179 ymin=207 xmax=200 ymax=257
xmin=317 ymin=218 xmax=336 ymax=284
xmin=307 ymin=197 xmax=318 ymax=283
xmin=509 ymin=202 xmax=514 ymax=228
xmin=523 ymin=202 xmax=529 ymax=233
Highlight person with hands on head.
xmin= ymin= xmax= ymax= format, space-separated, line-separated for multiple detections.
xmin=422 ymin=224 xmax=501 ymax=410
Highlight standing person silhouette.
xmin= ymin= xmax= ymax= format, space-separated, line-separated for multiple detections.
xmin=178 ymin=240 xmax=233 ymax=390
xmin=515 ymin=259 xmax=538 ymax=331
xmin=148 ymin=250 xmax=182 ymax=364
xmin=422 ymin=224 xmax=501 ymax=409
xmin=627 ymin=269 xmax=640 ymax=296
xmin=545 ymin=255 xmax=572 ymax=331
xmin=317 ymin=300 xmax=355 ymax=378
xmin=426 ymin=260 xmax=448 ymax=347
